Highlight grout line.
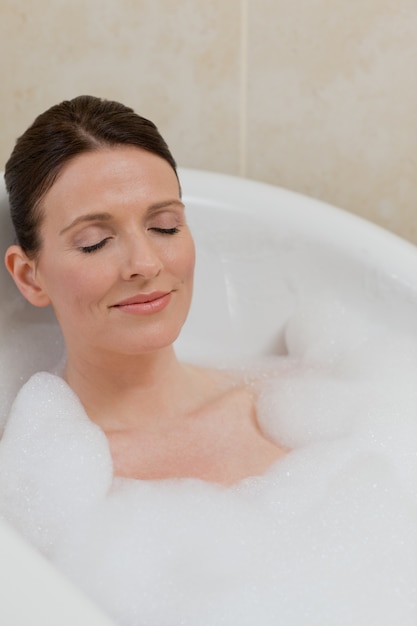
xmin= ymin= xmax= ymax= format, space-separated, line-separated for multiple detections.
xmin=239 ymin=0 xmax=248 ymax=178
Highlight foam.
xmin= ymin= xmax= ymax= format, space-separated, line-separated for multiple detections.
xmin=1 ymin=300 xmax=417 ymax=625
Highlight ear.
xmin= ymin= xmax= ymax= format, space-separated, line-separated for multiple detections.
xmin=4 ymin=245 xmax=51 ymax=307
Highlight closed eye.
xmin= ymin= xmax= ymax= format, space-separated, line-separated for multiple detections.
xmin=80 ymin=227 xmax=179 ymax=253
xmin=150 ymin=227 xmax=180 ymax=235
xmin=80 ymin=238 xmax=111 ymax=253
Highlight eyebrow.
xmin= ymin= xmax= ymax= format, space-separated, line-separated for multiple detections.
xmin=59 ymin=200 xmax=185 ymax=235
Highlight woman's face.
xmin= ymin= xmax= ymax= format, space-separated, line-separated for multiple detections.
xmin=29 ymin=146 xmax=195 ymax=360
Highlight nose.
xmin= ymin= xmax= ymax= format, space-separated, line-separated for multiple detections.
xmin=120 ymin=234 xmax=163 ymax=281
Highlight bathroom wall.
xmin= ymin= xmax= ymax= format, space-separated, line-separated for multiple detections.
xmin=1 ymin=0 xmax=416 ymax=242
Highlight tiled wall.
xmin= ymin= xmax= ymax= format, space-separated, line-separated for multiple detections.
xmin=1 ymin=0 xmax=416 ymax=242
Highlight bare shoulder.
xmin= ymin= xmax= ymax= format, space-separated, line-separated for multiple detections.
xmin=183 ymin=357 xmax=294 ymax=396
xmin=110 ymin=360 xmax=289 ymax=484
xmin=182 ymin=362 xmax=272 ymax=437
xmin=182 ymin=362 xmax=257 ymax=409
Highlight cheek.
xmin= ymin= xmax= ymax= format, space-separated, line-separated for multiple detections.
xmin=42 ymin=261 xmax=110 ymax=308
xmin=71 ymin=265 xmax=116 ymax=307
xmin=162 ymin=236 xmax=194 ymax=278
xmin=177 ymin=237 xmax=196 ymax=280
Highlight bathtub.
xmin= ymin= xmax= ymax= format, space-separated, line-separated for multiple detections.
xmin=1 ymin=167 xmax=417 ymax=624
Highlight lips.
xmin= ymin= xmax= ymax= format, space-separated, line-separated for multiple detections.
xmin=111 ymin=291 xmax=172 ymax=315
xmin=113 ymin=291 xmax=171 ymax=307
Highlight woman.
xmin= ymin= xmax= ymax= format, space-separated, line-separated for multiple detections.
xmin=4 ymin=95 xmax=286 ymax=485
xmin=2 ymin=96 xmax=416 ymax=626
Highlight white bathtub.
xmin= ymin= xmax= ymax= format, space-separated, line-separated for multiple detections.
xmin=1 ymin=168 xmax=417 ymax=624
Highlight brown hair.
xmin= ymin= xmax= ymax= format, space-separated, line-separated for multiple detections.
xmin=5 ymin=95 xmax=177 ymax=258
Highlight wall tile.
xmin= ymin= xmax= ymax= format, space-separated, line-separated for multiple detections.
xmin=246 ymin=0 xmax=417 ymax=243
xmin=0 ymin=0 xmax=242 ymax=175
xmin=1 ymin=0 xmax=416 ymax=243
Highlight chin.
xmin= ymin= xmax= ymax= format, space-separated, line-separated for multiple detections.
xmin=116 ymin=325 xmax=185 ymax=356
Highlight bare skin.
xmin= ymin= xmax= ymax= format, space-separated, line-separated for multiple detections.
xmin=6 ymin=146 xmax=288 ymax=487
xmin=65 ymin=347 xmax=287 ymax=486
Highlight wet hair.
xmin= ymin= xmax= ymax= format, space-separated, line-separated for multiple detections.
xmin=4 ymin=95 xmax=178 ymax=258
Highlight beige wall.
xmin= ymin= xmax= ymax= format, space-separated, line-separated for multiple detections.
xmin=1 ymin=0 xmax=416 ymax=242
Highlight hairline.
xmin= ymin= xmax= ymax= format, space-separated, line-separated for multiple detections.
xmin=29 ymin=142 xmax=181 ymax=259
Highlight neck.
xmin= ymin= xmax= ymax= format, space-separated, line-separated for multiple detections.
xmin=63 ymin=345 xmax=192 ymax=430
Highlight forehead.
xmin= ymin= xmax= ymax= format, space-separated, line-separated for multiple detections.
xmin=41 ymin=146 xmax=179 ymax=217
